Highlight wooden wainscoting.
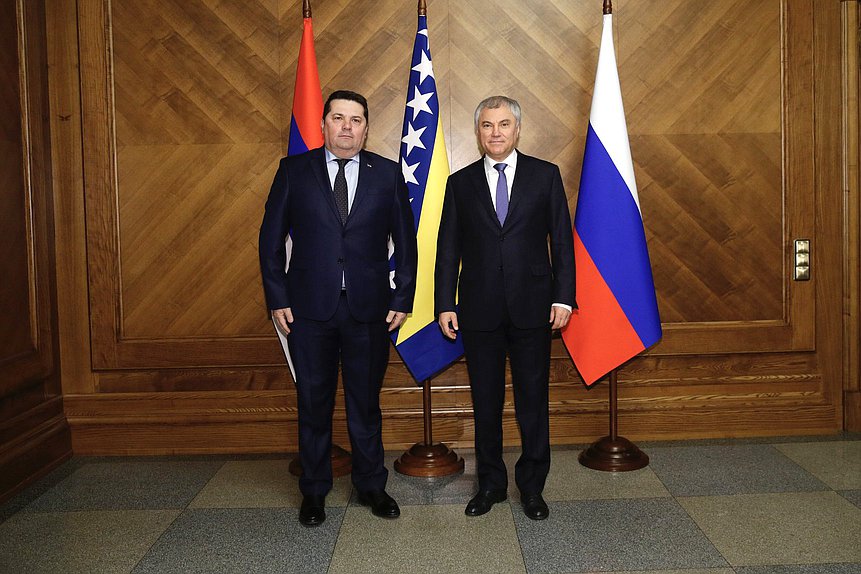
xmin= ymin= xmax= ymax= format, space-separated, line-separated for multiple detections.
xmin=50 ymin=0 xmax=845 ymax=455
xmin=0 ymin=0 xmax=71 ymax=502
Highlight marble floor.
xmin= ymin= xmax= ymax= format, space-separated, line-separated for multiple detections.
xmin=1 ymin=435 xmax=859 ymax=573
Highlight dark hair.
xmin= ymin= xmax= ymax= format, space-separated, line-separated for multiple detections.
xmin=323 ymin=90 xmax=369 ymax=122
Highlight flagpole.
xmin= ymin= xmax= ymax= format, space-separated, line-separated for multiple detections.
xmin=285 ymin=0 xmax=351 ymax=479
xmin=392 ymin=0 xmax=464 ymax=477
xmin=394 ymin=378 xmax=464 ymax=477
xmin=578 ymin=369 xmax=649 ymax=471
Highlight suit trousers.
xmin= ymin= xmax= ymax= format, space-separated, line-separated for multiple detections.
xmin=461 ymin=315 xmax=552 ymax=496
xmin=287 ymin=292 xmax=391 ymax=496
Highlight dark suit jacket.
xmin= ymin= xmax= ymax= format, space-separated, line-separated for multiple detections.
xmin=259 ymin=146 xmax=417 ymax=323
xmin=435 ymin=151 xmax=575 ymax=331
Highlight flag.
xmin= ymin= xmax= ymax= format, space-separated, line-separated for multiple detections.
xmin=561 ymin=11 xmax=662 ymax=387
xmin=287 ymin=12 xmax=323 ymax=155
xmin=275 ymin=6 xmax=324 ymax=380
xmin=391 ymin=11 xmax=464 ymax=383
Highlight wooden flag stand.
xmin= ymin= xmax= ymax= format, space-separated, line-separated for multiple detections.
xmin=579 ymin=369 xmax=649 ymax=471
xmin=395 ymin=380 xmax=464 ymax=477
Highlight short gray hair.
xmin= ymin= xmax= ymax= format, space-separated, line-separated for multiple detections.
xmin=474 ymin=96 xmax=522 ymax=130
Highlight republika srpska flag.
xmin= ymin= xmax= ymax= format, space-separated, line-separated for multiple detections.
xmin=562 ymin=11 xmax=662 ymax=386
xmin=274 ymin=8 xmax=324 ymax=380
xmin=390 ymin=11 xmax=464 ymax=383
xmin=287 ymin=13 xmax=323 ymax=155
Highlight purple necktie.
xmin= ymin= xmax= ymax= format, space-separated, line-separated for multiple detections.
xmin=494 ymin=162 xmax=508 ymax=225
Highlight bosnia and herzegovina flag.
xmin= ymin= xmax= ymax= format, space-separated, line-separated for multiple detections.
xmin=287 ymin=13 xmax=323 ymax=155
xmin=562 ymin=11 xmax=662 ymax=387
xmin=391 ymin=12 xmax=464 ymax=384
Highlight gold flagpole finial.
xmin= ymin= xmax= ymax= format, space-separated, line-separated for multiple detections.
xmin=603 ymin=0 xmax=612 ymax=15
xmin=303 ymin=0 xmax=312 ymax=18
xmin=418 ymin=0 xmax=427 ymax=16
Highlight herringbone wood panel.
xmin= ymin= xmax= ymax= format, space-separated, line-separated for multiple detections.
xmin=57 ymin=0 xmax=845 ymax=450
xmin=112 ymin=0 xmax=784 ymax=342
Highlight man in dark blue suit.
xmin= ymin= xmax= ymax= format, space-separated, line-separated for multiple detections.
xmin=435 ymin=96 xmax=575 ymax=521
xmin=259 ymin=90 xmax=417 ymax=526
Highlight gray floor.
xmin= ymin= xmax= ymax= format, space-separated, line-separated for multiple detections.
xmin=1 ymin=435 xmax=859 ymax=574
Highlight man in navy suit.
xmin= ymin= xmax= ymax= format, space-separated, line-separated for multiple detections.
xmin=435 ymin=96 xmax=575 ymax=521
xmin=259 ymin=90 xmax=417 ymax=526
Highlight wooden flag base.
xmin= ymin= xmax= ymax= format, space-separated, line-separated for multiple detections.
xmin=394 ymin=379 xmax=464 ymax=477
xmin=394 ymin=442 xmax=464 ymax=477
xmin=579 ymin=435 xmax=649 ymax=472
xmin=289 ymin=444 xmax=352 ymax=477
xmin=579 ymin=369 xmax=649 ymax=472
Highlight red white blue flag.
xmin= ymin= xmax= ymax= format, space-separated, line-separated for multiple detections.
xmin=275 ymin=8 xmax=324 ymax=381
xmin=562 ymin=12 xmax=662 ymax=386
xmin=287 ymin=14 xmax=323 ymax=155
xmin=390 ymin=11 xmax=464 ymax=383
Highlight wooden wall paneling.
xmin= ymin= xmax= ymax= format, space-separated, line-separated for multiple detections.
xmin=843 ymin=0 xmax=861 ymax=431
xmin=813 ymin=0 xmax=844 ymax=429
xmin=0 ymin=0 xmax=71 ymax=502
xmin=47 ymin=0 xmax=96 ymax=395
xmin=63 ymin=0 xmax=845 ymax=456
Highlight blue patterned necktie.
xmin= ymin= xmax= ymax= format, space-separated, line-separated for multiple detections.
xmin=494 ymin=162 xmax=509 ymax=225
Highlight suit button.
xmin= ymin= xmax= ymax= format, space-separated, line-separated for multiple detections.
xmin=498 ymin=265 xmax=503 ymax=270
xmin=337 ymin=258 xmax=344 ymax=263
xmin=499 ymin=234 xmax=505 ymax=241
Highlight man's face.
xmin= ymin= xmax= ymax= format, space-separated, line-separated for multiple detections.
xmin=477 ymin=105 xmax=520 ymax=161
xmin=322 ymin=99 xmax=368 ymax=158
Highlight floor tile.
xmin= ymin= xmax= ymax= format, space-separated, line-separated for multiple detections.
xmin=386 ymin=449 xmax=477 ymax=505
xmin=513 ymin=498 xmax=727 ymax=573
xmin=132 ymin=507 xmax=343 ymax=574
xmin=774 ymin=441 xmax=861 ymax=490
xmin=839 ymin=490 xmax=861 ymax=509
xmin=26 ymin=460 xmax=224 ymax=511
xmin=734 ymin=565 xmax=861 ymax=573
xmin=0 ymin=458 xmax=84 ymax=524
xmin=648 ymin=445 xmax=827 ymax=496
xmin=328 ymin=503 xmax=526 ymax=574
xmin=679 ymin=491 xmax=861 ymax=566
xmin=595 ymin=570 xmax=736 ymax=574
xmin=0 ymin=510 xmax=178 ymax=573
xmin=188 ymin=459 xmax=352 ymax=508
xmin=543 ymin=450 xmax=671 ymax=501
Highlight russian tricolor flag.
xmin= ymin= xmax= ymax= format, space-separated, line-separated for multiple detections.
xmin=562 ymin=12 xmax=662 ymax=387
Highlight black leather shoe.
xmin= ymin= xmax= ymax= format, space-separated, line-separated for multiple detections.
xmin=299 ymin=495 xmax=326 ymax=527
xmin=521 ymin=493 xmax=549 ymax=521
xmin=464 ymin=489 xmax=507 ymax=516
xmin=357 ymin=490 xmax=400 ymax=518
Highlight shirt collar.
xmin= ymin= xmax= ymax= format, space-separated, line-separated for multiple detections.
xmin=483 ymin=149 xmax=518 ymax=172
xmin=325 ymin=148 xmax=360 ymax=164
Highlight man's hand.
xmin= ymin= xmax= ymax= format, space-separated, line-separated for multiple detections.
xmin=438 ymin=311 xmax=459 ymax=340
xmin=272 ymin=308 xmax=294 ymax=335
xmin=386 ymin=310 xmax=407 ymax=332
xmin=549 ymin=306 xmax=571 ymax=330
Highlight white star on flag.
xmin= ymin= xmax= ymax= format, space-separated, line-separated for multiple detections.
xmin=401 ymin=159 xmax=420 ymax=185
xmin=406 ymin=86 xmax=433 ymax=120
xmin=412 ymin=51 xmax=435 ymax=85
xmin=401 ymin=123 xmax=427 ymax=157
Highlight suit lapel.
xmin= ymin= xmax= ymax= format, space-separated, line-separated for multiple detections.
xmin=469 ymin=159 xmax=501 ymax=228
xmin=506 ymin=151 xmax=531 ymax=227
xmin=347 ymin=151 xmax=373 ymax=224
xmin=309 ymin=147 xmax=342 ymax=223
